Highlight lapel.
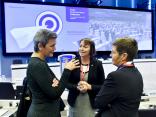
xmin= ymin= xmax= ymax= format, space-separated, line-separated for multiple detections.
xmin=88 ymin=59 xmax=94 ymax=82
xmin=77 ymin=67 xmax=81 ymax=81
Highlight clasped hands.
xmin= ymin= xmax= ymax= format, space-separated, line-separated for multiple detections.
xmin=51 ymin=79 xmax=92 ymax=92
xmin=77 ymin=81 xmax=92 ymax=93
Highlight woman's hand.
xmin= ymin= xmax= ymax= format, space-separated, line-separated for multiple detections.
xmin=64 ymin=59 xmax=80 ymax=71
xmin=77 ymin=81 xmax=92 ymax=93
xmin=77 ymin=83 xmax=88 ymax=93
xmin=51 ymin=78 xmax=59 ymax=87
xmin=77 ymin=81 xmax=92 ymax=91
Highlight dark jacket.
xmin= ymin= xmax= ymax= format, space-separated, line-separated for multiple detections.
xmin=67 ymin=58 xmax=105 ymax=108
xmin=95 ymin=65 xmax=143 ymax=117
xmin=27 ymin=57 xmax=70 ymax=117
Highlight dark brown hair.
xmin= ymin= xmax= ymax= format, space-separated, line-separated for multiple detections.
xmin=112 ymin=37 xmax=138 ymax=61
xmin=79 ymin=38 xmax=96 ymax=57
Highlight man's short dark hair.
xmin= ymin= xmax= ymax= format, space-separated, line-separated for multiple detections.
xmin=112 ymin=37 xmax=138 ymax=61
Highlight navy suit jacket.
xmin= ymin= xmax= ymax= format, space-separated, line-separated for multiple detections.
xmin=95 ymin=65 xmax=143 ymax=117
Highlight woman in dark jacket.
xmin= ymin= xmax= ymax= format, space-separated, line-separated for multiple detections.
xmin=66 ymin=38 xmax=105 ymax=117
xmin=27 ymin=29 xmax=79 ymax=117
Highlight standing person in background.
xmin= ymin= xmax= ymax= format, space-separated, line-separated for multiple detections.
xmin=27 ymin=29 xmax=80 ymax=117
xmin=66 ymin=38 xmax=105 ymax=117
xmin=95 ymin=37 xmax=143 ymax=117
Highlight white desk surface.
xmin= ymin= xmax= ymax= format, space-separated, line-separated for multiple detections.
xmin=11 ymin=62 xmax=60 ymax=69
xmin=0 ymin=100 xmax=20 ymax=117
xmin=139 ymin=96 xmax=156 ymax=110
xmin=0 ymin=108 xmax=17 ymax=117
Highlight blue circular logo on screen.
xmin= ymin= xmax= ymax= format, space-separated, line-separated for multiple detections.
xmin=36 ymin=11 xmax=63 ymax=34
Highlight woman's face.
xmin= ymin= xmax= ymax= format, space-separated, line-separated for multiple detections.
xmin=79 ymin=40 xmax=91 ymax=58
xmin=41 ymin=38 xmax=56 ymax=57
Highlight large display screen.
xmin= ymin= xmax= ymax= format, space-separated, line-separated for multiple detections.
xmin=2 ymin=1 xmax=154 ymax=55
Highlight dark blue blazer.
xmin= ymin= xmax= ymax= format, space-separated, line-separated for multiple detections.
xmin=95 ymin=65 xmax=143 ymax=117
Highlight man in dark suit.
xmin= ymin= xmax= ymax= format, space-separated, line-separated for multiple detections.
xmin=95 ymin=37 xmax=143 ymax=117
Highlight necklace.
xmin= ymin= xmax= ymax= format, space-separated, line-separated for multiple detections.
xmin=80 ymin=64 xmax=89 ymax=81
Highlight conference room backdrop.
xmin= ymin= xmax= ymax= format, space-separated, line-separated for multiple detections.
xmin=0 ymin=0 xmax=156 ymax=77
